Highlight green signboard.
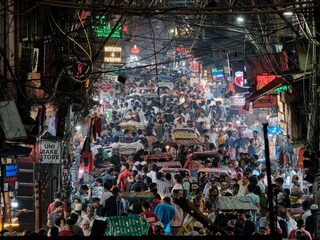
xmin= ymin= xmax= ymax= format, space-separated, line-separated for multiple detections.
xmin=104 ymin=216 xmax=149 ymax=236
xmin=92 ymin=16 xmax=122 ymax=38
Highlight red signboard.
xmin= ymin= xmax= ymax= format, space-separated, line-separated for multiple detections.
xmin=256 ymin=74 xmax=280 ymax=90
xmin=176 ymin=47 xmax=185 ymax=53
xmin=252 ymin=95 xmax=277 ymax=108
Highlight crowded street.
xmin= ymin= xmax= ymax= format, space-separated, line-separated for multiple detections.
xmin=1 ymin=0 xmax=320 ymax=238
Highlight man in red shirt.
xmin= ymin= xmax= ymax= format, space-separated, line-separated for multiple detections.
xmin=117 ymin=163 xmax=131 ymax=192
xmin=47 ymin=192 xmax=68 ymax=219
xmin=139 ymin=200 xmax=159 ymax=230
xmin=58 ymin=218 xmax=76 ymax=236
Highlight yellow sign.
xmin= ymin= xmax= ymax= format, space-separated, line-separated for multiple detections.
xmin=172 ymin=131 xmax=198 ymax=139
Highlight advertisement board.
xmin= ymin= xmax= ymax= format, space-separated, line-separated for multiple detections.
xmin=230 ymin=95 xmax=246 ymax=107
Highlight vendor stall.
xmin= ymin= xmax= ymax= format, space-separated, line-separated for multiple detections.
xmin=172 ymin=128 xmax=201 ymax=146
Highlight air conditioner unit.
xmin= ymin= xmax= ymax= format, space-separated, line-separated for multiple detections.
xmin=19 ymin=45 xmax=39 ymax=73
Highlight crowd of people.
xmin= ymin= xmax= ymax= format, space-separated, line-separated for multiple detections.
xmin=51 ymin=77 xmax=314 ymax=238
xmin=1 ymin=76 xmax=314 ymax=238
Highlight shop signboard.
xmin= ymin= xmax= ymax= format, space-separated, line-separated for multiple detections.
xmin=231 ymin=60 xmax=250 ymax=93
xmin=211 ymin=68 xmax=224 ymax=82
xmin=1 ymin=163 xmax=19 ymax=192
xmin=280 ymin=120 xmax=288 ymax=135
xmin=40 ymin=140 xmax=61 ymax=164
xmin=268 ymin=116 xmax=278 ymax=127
xmin=252 ymin=95 xmax=277 ymax=108
xmin=268 ymin=125 xmax=282 ymax=135
xmin=230 ymin=95 xmax=246 ymax=107
xmin=104 ymin=46 xmax=122 ymax=65
xmin=92 ymin=16 xmax=122 ymax=38
xmin=256 ymin=74 xmax=291 ymax=93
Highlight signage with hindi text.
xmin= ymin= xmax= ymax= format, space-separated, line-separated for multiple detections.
xmin=252 ymin=95 xmax=277 ymax=108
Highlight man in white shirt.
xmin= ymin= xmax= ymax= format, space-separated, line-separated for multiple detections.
xmin=99 ymin=182 xmax=113 ymax=206
xmin=147 ymin=164 xmax=158 ymax=183
xmin=238 ymin=174 xmax=250 ymax=196
xmin=285 ymin=208 xmax=297 ymax=234
xmin=197 ymin=110 xmax=210 ymax=129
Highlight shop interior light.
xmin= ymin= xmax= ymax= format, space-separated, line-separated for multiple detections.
xmin=4 ymin=223 xmax=19 ymax=228
xmin=75 ymin=125 xmax=81 ymax=131
xmin=165 ymin=145 xmax=170 ymax=151
xmin=237 ymin=16 xmax=244 ymax=22
xmin=283 ymin=11 xmax=294 ymax=16
xmin=11 ymin=197 xmax=18 ymax=208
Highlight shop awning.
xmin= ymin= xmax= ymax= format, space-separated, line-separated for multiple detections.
xmin=243 ymin=77 xmax=290 ymax=110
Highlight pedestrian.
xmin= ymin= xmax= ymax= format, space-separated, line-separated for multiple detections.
xmin=185 ymin=221 xmax=203 ymax=236
xmin=47 ymin=191 xmax=68 ymax=219
xmin=47 ymin=201 xmax=64 ymax=228
xmin=153 ymin=221 xmax=164 ymax=235
xmin=58 ymin=218 xmax=76 ymax=236
xmin=154 ymin=197 xmax=176 ymax=235
xmin=139 ymin=200 xmax=159 ymax=230
xmin=305 ymin=204 xmax=318 ymax=238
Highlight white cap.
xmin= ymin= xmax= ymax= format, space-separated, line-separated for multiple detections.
xmin=194 ymin=221 xmax=203 ymax=228
xmin=141 ymin=161 xmax=147 ymax=166
xmin=153 ymin=221 xmax=164 ymax=228
xmin=310 ymin=204 xmax=318 ymax=211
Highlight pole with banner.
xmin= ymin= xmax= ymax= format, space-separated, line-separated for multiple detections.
xmin=78 ymin=119 xmax=94 ymax=179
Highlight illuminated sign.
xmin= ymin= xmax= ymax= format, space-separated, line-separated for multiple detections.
xmin=104 ymin=46 xmax=122 ymax=64
xmin=211 ymin=69 xmax=224 ymax=81
xmin=256 ymin=74 xmax=280 ymax=90
xmin=256 ymin=74 xmax=291 ymax=93
xmin=104 ymin=46 xmax=122 ymax=52
xmin=4 ymin=164 xmax=18 ymax=178
xmin=92 ymin=16 xmax=122 ymax=38
xmin=131 ymin=45 xmax=140 ymax=54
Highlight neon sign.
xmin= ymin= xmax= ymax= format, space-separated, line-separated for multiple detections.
xmin=256 ymin=74 xmax=291 ymax=93
xmin=92 ymin=16 xmax=122 ymax=38
xmin=211 ymin=69 xmax=224 ymax=81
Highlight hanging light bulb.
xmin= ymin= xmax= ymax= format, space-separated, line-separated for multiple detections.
xmin=11 ymin=197 xmax=18 ymax=208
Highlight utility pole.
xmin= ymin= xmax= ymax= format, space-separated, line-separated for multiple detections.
xmin=34 ymin=179 xmax=41 ymax=232
xmin=307 ymin=3 xmax=320 ymax=151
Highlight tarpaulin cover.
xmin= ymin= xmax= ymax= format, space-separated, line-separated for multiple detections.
xmin=216 ymin=196 xmax=258 ymax=211
xmin=111 ymin=141 xmax=144 ymax=155
xmin=104 ymin=216 xmax=149 ymax=236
